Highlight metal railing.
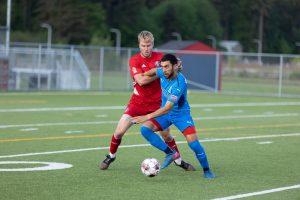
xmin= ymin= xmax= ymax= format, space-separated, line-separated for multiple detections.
xmin=0 ymin=42 xmax=300 ymax=98
xmin=1 ymin=44 xmax=90 ymax=90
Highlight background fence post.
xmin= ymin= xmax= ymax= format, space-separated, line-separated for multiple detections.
xmin=278 ymin=55 xmax=283 ymax=97
xmin=99 ymin=47 xmax=104 ymax=91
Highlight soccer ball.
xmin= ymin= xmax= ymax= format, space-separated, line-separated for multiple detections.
xmin=141 ymin=158 xmax=160 ymax=177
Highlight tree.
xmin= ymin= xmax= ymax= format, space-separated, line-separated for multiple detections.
xmin=35 ymin=0 xmax=107 ymax=44
xmin=100 ymin=0 xmax=160 ymax=47
xmin=152 ymin=0 xmax=222 ymax=45
xmin=211 ymin=0 xmax=240 ymax=40
xmin=267 ymin=0 xmax=300 ymax=53
xmin=250 ymin=0 xmax=273 ymax=53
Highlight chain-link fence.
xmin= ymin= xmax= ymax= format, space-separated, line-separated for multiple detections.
xmin=221 ymin=52 xmax=300 ymax=97
xmin=1 ymin=42 xmax=300 ymax=97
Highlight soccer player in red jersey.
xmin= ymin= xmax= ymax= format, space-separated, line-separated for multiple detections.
xmin=100 ymin=30 xmax=195 ymax=171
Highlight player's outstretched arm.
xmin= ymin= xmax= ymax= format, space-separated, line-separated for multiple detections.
xmin=144 ymin=68 xmax=157 ymax=76
xmin=132 ymin=101 xmax=174 ymax=124
xmin=134 ymin=68 xmax=158 ymax=86
xmin=134 ymin=73 xmax=157 ymax=86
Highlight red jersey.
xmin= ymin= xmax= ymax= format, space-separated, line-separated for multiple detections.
xmin=128 ymin=52 xmax=163 ymax=106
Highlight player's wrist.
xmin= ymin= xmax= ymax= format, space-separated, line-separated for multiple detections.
xmin=146 ymin=114 xmax=151 ymax=120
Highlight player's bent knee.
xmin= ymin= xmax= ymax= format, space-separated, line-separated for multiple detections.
xmin=140 ymin=126 xmax=154 ymax=141
xmin=182 ymin=126 xmax=197 ymax=136
xmin=113 ymin=132 xmax=124 ymax=139
xmin=160 ymin=132 xmax=173 ymax=142
xmin=140 ymin=126 xmax=150 ymax=136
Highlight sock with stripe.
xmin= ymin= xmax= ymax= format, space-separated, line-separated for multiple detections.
xmin=141 ymin=126 xmax=172 ymax=154
xmin=109 ymin=135 xmax=122 ymax=156
xmin=164 ymin=137 xmax=180 ymax=153
xmin=188 ymin=140 xmax=210 ymax=171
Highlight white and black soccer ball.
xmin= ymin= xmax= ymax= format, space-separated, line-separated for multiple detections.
xmin=141 ymin=158 xmax=160 ymax=177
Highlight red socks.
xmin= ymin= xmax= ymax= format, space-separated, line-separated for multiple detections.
xmin=165 ymin=138 xmax=180 ymax=153
xmin=110 ymin=135 xmax=122 ymax=154
xmin=110 ymin=135 xmax=178 ymax=155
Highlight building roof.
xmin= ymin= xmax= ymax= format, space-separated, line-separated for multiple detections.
xmin=157 ymin=40 xmax=217 ymax=52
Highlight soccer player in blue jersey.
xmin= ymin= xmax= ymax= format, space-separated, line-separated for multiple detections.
xmin=132 ymin=53 xmax=215 ymax=179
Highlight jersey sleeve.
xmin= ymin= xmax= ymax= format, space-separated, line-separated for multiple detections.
xmin=156 ymin=67 xmax=163 ymax=78
xmin=129 ymin=57 xmax=143 ymax=77
xmin=167 ymin=84 xmax=184 ymax=104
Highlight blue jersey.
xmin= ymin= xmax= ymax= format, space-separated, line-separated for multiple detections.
xmin=156 ymin=68 xmax=190 ymax=114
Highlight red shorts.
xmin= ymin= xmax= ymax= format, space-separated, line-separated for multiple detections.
xmin=124 ymin=102 xmax=160 ymax=117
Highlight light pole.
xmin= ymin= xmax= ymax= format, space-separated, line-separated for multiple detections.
xmin=253 ymin=38 xmax=262 ymax=65
xmin=171 ymin=32 xmax=182 ymax=41
xmin=5 ymin=0 xmax=11 ymax=56
xmin=207 ymin=35 xmax=216 ymax=49
xmin=41 ymin=23 xmax=52 ymax=49
xmin=110 ymin=28 xmax=121 ymax=56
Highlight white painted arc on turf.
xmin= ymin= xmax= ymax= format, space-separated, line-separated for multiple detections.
xmin=0 ymin=161 xmax=72 ymax=171
xmin=1 ymin=102 xmax=300 ymax=113
xmin=212 ymin=184 xmax=300 ymax=200
xmin=0 ymin=113 xmax=298 ymax=129
xmin=0 ymin=133 xmax=299 ymax=159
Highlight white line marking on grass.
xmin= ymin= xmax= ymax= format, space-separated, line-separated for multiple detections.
xmin=203 ymin=108 xmax=213 ymax=112
xmin=0 ymin=133 xmax=299 ymax=159
xmin=0 ymin=113 xmax=298 ymax=129
xmin=0 ymin=121 xmax=117 ymax=129
xmin=232 ymin=110 xmax=244 ymax=113
xmin=1 ymin=102 xmax=300 ymax=113
xmin=212 ymin=184 xmax=300 ymax=200
xmin=256 ymin=141 xmax=273 ymax=145
xmin=0 ymin=161 xmax=72 ymax=171
xmin=0 ymin=92 xmax=112 ymax=96
xmin=190 ymin=102 xmax=300 ymax=108
xmin=193 ymin=113 xmax=298 ymax=120
xmin=264 ymin=111 xmax=274 ymax=115
xmin=19 ymin=128 xmax=39 ymax=132
xmin=95 ymin=114 xmax=107 ymax=118
xmin=0 ymin=106 xmax=124 ymax=112
xmin=64 ymin=130 xmax=84 ymax=134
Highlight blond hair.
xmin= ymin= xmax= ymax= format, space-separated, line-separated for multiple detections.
xmin=138 ymin=30 xmax=154 ymax=44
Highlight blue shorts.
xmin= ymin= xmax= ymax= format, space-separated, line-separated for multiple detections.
xmin=152 ymin=112 xmax=195 ymax=133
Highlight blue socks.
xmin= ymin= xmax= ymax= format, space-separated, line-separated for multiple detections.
xmin=188 ymin=140 xmax=210 ymax=171
xmin=140 ymin=126 xmax=171 ymax=153
xmin=140 ymin=126 xmax=211 ymax=171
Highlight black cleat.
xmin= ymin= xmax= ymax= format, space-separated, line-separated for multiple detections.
xmin=99 ymin=154 xmax=116 ymax=170
xmin=174 ymin=160 xmax=196 ymax=171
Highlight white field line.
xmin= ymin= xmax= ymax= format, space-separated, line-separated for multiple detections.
xmin=0 ymin=92 xmax=113 ymax=96
xmin=0 ymin=113 xmax=299 ymax=129
xmin=0 ymin=106 xmax=125 ymax=112
xmin=193 ymin=113 xmax=298 ymax=120
xmin=212 ymin=184 xmax=300 ymax=200
xmin=1 ymin=102 xmax=300 ymax=113
xmin=0 ymin=113 xmax=298 ymax=129
xmin=0 ymin=133 xmax=299 ymax=159
xmin=0 ymin=121 xmax=117 ymax=129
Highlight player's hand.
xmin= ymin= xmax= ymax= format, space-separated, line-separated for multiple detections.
xmin=132 ymin=115 xmax=148 ymax=124
xmin=177 ymin=58 xmax=183 ymax=72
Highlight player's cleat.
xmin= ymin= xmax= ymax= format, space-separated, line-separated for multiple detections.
xmin=204 ymin=169 xmax=215 ymax=179
xmin=174 ymin=160 xmax=196 ymax=171
xmin=99 ymin=154 xmax=116 ymax=170
xmin=161 ymin=150 xmax=180 ymax=169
